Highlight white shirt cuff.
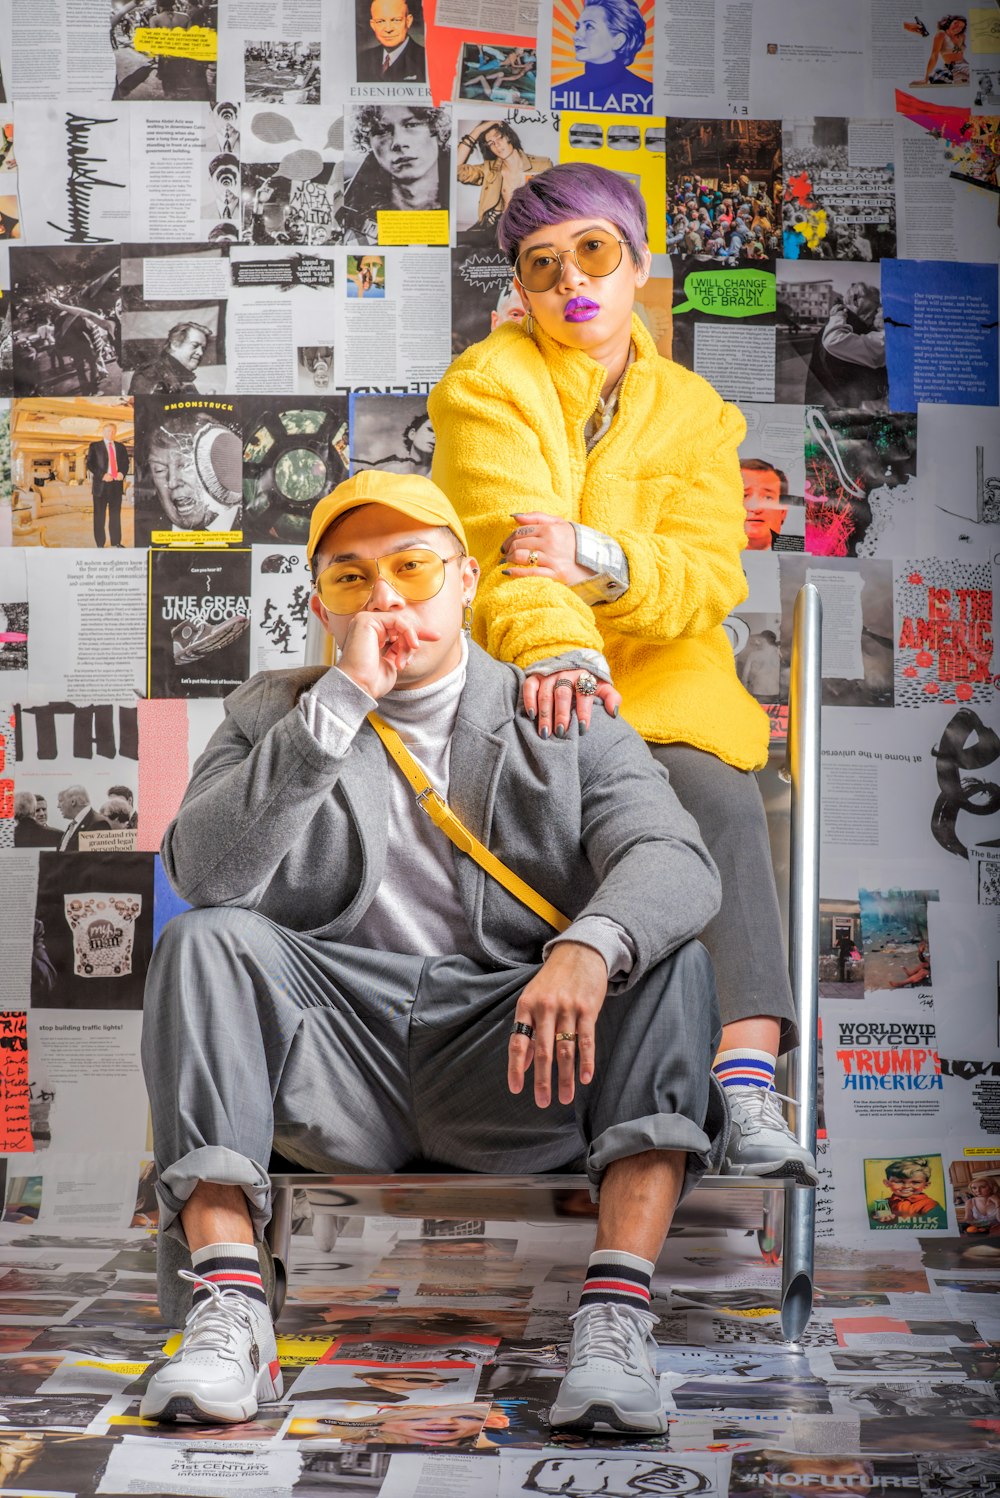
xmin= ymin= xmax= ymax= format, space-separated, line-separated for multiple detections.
xmin=543 ymin=915 xmax=637 ymax=989
xmin=299 ymin=668 xmax=377 ymax=756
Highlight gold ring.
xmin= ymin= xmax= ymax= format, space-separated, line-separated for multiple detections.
xmin=527 ymin=550 xmax=539 ymax=566
xmin=555 ymin=1032 xmax=578 ymax=1042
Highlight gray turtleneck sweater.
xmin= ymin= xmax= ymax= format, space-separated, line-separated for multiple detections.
xmin=298 ymin=639 xmax=635 ymax=981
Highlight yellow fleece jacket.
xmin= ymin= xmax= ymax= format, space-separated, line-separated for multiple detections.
xmin=428 ymin=313 xmax=769 ymax=770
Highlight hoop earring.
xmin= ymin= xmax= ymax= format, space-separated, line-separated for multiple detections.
xmin=463 ymin=602 xmax=474 ymax=636
xmin=523 ymin=311 xmax=534 ymax=337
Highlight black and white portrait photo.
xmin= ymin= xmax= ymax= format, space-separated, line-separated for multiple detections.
xmin=120 ymin=244 xmax=228 ymax=395
xmin=340 ymin=105 xmax=450 ymax=245
xmin=350 ymin=392 xmax=435 ymax=477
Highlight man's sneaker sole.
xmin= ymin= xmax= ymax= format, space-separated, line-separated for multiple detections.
xmin=723 ymin=1157 xmax=819 ymax=1186
xmin=548 ymin=1397 xmax=668 ymax=1435
xmin=140 ymin=1363 xmax=282 ymax=1424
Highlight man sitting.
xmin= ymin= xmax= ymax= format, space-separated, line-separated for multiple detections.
xmin=140 ymin=470 xmax=726 ymax=1436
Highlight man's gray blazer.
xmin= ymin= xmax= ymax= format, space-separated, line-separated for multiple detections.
xmin=161 ymin=643 xmax=721 ymax=988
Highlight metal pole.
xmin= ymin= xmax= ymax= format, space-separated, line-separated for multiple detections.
xmin=265 ymin=1186 xmax=294 ymax=1319
xmin=781 ymin=583 xmax=822 ymax=1342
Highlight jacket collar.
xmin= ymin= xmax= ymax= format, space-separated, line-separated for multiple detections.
xmin=449 ymin=645 xmax=514 ymax=915
xmin=527 ymin=310 xmax=656 ymax=422
xmin=332 ymin=643 xmax=515 ymax=846
xmin=455 ymin=641 xmax=517 ymax=734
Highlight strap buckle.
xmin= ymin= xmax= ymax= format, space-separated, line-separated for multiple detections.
xmin=415 ymin=785 xmax=448 ymax=824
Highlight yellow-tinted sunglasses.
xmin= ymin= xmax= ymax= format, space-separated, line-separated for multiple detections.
xmin=315 ymin=546 xmax=461 ymax=614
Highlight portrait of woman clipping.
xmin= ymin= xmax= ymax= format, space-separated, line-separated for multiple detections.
xmin=911 ymin=14 xmax=969 ymax=87
xmin=429 ymin=162 xmax=817 ymax=1183
xmin=456 ymin=120 xmax=553 ymax=246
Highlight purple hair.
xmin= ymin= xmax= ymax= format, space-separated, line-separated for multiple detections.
xmin=497 ymin=162 xmax=648 ymax=268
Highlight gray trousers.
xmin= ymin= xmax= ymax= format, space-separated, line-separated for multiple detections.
xmin=142 ymin=907 xmax=725 ymax=1244
xmin=649 ymin=743 xmax=797 ymax=1048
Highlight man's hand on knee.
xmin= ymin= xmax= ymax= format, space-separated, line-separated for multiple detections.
xmin=507 ymin=943 xmax=608 ymax=1108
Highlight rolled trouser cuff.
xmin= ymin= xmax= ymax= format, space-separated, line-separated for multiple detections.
xmin=157 ymin=1145 xmax=273 ymax=1243
xmin=154 ymin=1148 xmax=275 ymax=1326
xmin=585 ymin=1072 xmax=729 ymax=1203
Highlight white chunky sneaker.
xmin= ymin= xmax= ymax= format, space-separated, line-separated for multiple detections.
xmin=548 ymin=1302 xmax=666 ymax=1435
xmin=140 ymin=1270 xmax=282 ymax=1424
xmin=722 ymin=1085 xmax=819 ymax=1184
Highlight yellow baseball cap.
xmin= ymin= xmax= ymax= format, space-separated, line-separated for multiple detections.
xmin=307 ymin=470 xmax=469 ymax=565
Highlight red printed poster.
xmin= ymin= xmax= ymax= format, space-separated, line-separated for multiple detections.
xmin=895 ymin=560 xmax=994 ymax=707
xmin=0 ymin=1012 xmax=33 ymax=1154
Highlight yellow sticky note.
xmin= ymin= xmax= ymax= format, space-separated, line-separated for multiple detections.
xmin=133 ymin=25 xmax=218 ymax=61
xmin=970 ymin=8 xmax=1000 ymax=52
xmin=377 ymin=210 xmax=449 ymax=245
xmin=108 ymin=1415 xmax=158 ymax=1428
xmin=151 ymin=530 xmax=242 ymax=548
xmin=162 ymin=1332 xmax=182 ymax=1356
xmin=275 ymin=1335 xmax=335 ymax=1364
xmin=75 ymin=1360 xmax=150 ymax=1376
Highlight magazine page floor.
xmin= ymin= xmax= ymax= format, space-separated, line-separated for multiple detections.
xmin=0 ymin=1211 xmax=998 ymax=1495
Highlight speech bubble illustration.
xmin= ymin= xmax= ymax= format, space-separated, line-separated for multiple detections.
xmin=251 ymin=111 xmax=300 ymax=144
xmin=673 ymin=268 xmax=776 ymax=317
xmin=275 ymin=148 xmax=324 ymax=181
xmin=324 ymin=118 xmax=344 ymax=152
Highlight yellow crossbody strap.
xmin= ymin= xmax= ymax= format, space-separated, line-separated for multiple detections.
xmin=367 ymin=711 xmax=571 ymax=934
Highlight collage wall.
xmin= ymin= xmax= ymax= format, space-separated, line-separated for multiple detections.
xmin=0 ymin=0 xmax=997 ymax=1251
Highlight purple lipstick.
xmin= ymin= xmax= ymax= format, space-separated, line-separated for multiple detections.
xmin=564 ymin=296 xmax=600 ymax=322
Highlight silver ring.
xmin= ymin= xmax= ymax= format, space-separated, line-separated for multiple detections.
xmin=576 ymin=672 xmax=599 ymax=696
xmin=553 ymin=677 xmax=576 ymax=691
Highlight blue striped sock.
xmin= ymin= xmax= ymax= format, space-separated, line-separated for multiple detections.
xmin=713 ymin=1048 xmax=776 ymax=1091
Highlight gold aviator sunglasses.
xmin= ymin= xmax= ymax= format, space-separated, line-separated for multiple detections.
xmin=515 ymin=230 xmax=627 ymax=292
xmin=315 ymin=547 xmax=461 ymax=614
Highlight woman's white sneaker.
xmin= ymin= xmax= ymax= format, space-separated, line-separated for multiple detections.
xmin=548 ymin=1302 xmax=666 ymax=1435
xmin=140 ymin=1270 xmax=282 ymax=1423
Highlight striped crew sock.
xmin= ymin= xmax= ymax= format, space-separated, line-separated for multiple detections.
xmin=190 ymin=1241 xmax=267 ymax=1308
xmin=713 ymin=1047 xmax=776 ymax=1091
xmin=579 ymin=1249 xmax=654 ymax=1314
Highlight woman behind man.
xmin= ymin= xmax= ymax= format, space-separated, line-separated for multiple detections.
xmin=429 ymin=162 xmax=816 ymax=1185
